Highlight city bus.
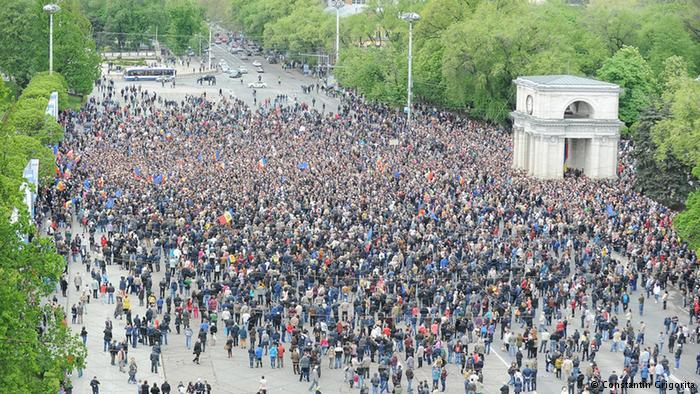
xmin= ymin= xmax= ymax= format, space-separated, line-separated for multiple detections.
xmin=123 ymin=67 xmax=176 ymax=81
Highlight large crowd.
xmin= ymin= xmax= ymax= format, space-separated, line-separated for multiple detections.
xmin=45 ymin=75 xmax=700 ymax=394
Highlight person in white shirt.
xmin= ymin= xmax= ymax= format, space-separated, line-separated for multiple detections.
xmin=258 ymin=376 xmax=267 ymax=394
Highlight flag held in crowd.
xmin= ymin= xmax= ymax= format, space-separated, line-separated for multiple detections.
xmin=297 ymin=162 xmax=309 ymax=170
xmin=217 ymin=211 xmax=233 ymax=225
xmin=257 ymin=157 xmax=268 ymax=170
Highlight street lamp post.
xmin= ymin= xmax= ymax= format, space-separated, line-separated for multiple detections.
xmin=43 ymin=4 xmax=61 ymax=74
xmin=400 ymin=12 xmax=419 ymax=130
xmin=333 ymin=0 xmax=343 ymax=65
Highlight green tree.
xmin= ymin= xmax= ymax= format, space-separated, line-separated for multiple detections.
xmin=596 ymin=46 xmax=656 ymax=127
xmin=166 ymin=0 xmax=206 ymax=54
xmin=675 ymin=190 xmax=700 ymax=252
xmin=0 ymin=0 xmax=44 ymax=87
xmin=651 ymin=77 xmax=700 ymax=177
xmin=52 ymin=0 xmax=102 ymax=96
xmin=631 ymin=107 xmax=697 ymax=210
xmin=0 ymin=174 xmax=85 ymax=392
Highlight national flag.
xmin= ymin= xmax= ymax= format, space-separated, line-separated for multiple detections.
xmin=366 ymin=227 xmax=373 ymax=242
xmin=52 ymin=145 xmax=58 ymax=156
xmin=223 ymin=211 xmax=232 ymax=224
xmin=134 ymin=167 xmax=141 ymax=178
xmin=63 ymin=169 xmax=71 ymax=179
xmin=297 ymin=162 xmax=309 ymax=170
xmin=115 ymin=189 xmax=123 ymax=198
xmin=105 ymin=198 xmax=115 ymax=209
xmin=257 ymin=157 xmax=268 ymax=170
xmin=56 ymin=181 xmax=66 ymax=191
xmin=153 ymin=174 xmax=163 ymax=185
xmin=64 ymin=200 xmax=72 ymax=209
xmin=215 ymin=150 xmax=221 ymax=162
xmin=197 ymin=153 xmax=203 ymax=162
xmin=426 ymin=170 xmax=434 ymax=182
xmin=83 ymin=180 xmax=91 ymax=190
xmin=217 ymin=214 xmax=227 ymax=225
xmin=66 ymin=150 xmax=74 ymax=160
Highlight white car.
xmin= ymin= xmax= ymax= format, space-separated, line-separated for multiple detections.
xmin=248 ymin=81 xmax=267 ymax=88
xmin=252 ymin=60 xmax=262 ymax=67
xmin=239 ymin=67 xmax=248 ymax=74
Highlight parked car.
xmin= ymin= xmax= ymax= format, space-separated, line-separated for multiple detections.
xmin=239 ymin=67 xmax=248 ymax=74
xmin=248 ymin=81 xmax=267 ymax=88
xmin=228 ymin=70 xmax=242 ymax=78
xmin=240 ymin=53 xmax=248 ymax=60
xmin=256 ymin=67 xmax=264 ymax=73
xmin=252 ymin=60 xmax=262 ymax=67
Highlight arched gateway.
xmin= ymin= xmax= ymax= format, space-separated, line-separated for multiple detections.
xmin=511 ymin=75 xmax=623 ymax=179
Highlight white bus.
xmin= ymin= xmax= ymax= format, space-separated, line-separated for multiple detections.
xmin=123 ymin=67 xmax=176 ymax=81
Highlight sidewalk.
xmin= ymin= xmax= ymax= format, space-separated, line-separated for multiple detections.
xmin=57 ymin=220 xmax=166 ymax=393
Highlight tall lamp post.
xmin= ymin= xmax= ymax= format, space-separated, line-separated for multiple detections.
xmin=333 ymin=0 xmax=344 ymax=65
xmin=43 ymin=4 xmax=61 ymax=74
xmin=400 ymin=12 xmax=419 ymax=130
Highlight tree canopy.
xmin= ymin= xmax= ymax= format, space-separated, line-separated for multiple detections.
xmin=0 ymin=0 xmax=100 ymax=96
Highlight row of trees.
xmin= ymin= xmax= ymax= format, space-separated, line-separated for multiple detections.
xmin=0 ymin=1 xmax=93 ymax=391
xmin=0 ymin=73 xmax=86 ymax=392
xmin=224 ymin=1 xmax=700 ymax=249
xmin=79 ymin=0 xmax=207 ymax=55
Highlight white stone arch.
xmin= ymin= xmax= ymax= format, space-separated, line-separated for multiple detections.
xmin=563 ymin=98 xmax=595 ymax=119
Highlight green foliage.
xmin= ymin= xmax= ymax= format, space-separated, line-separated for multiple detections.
xmin=675 ymin=190 xmax=700 ymax=252
xmin=651 ymin=76 xmax=700 ymax=178
xmin=0 ymin=0 xmax=100 ymax=96
xmin=166 ymin=0 xmax=206 ymax=54
xmin=19 ymin=72 xmax=72 ymax=111
xmin=81 ymin=0 xmax=206 ymax=55
xmin=52 ymin=0 xmax=102 ymax=96
xmin=631 ymin=107 xmax=697 ymax=210
xmin=263 ymin=4 xmax=334 ymax=53
xmin=597 ymin=46 xmax=656 ymax=127
xmin=6 ymin=97 xmax=63 ymax=146
xmin=0 ymin=0 xmax=45 ymax=87
xmin=0 ymin=79 xmax=13 ymax=120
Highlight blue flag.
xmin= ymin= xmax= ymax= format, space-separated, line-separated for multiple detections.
xmin=606 ymin=204 xmax=615 ymax=217
xmin=83 ymin=180 xmax=91 ymax=190
xmin=297 ymin=162 xmax=309 ymax=170
xmin=105 ymin=198 xmax=115 ymax=209
xmin=153 ymin=174 xmax=163 ymax=185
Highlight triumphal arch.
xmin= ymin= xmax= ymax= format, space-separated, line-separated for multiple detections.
xmin=511 ymin=75 xmax=623 ymax=179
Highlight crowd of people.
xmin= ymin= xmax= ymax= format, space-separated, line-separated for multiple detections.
xmin=46 ymin=74 xmax=700 ymax=394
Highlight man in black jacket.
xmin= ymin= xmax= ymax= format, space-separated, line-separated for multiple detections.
xmin=193 ymin=339 xmax=202 ymax=364
xmin=161 ymin=381 xmax=171 ymax=394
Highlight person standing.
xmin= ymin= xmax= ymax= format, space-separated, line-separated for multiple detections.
xmin=258 ymin=376 xmax=267 ymax=394
xmin=151 ymin=350 xmax=160 ymax=373
xmin=90 ymin=377 xmax=100 ymax=394
xmin=193 ymin=339 xmax=202 ymax=364
xmin=128 ymin=358 xmax=138 ymax=384
xmin=308 ymin=365 xmax=320 ymax=392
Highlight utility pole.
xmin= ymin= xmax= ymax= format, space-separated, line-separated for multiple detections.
xmin=208 ymin=25 xmax=212 ymax=71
